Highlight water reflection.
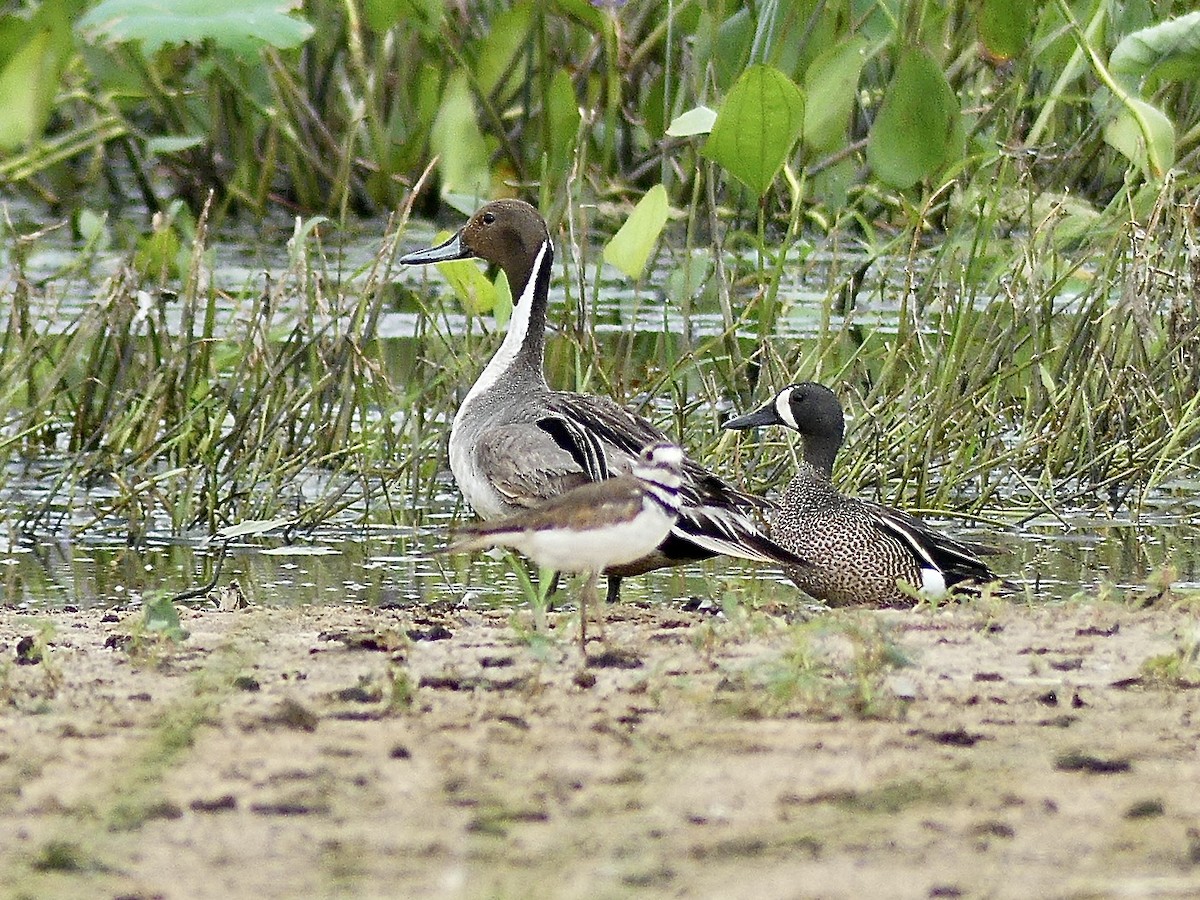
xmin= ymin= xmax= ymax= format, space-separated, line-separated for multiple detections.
xmin=3 ymin=510 xmax=1196 ymax=613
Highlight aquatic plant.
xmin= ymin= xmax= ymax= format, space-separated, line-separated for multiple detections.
xmin=0 ymin=0 xmax=1197 ymax=226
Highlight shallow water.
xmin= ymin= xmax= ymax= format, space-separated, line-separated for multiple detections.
xmin=3 ymin=483 xmax=1196 ymax=613
xmin=1 ymin=212 xmax=1194 ymax=612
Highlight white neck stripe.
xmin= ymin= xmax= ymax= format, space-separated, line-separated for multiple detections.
xmin=455 ymin=239 xmax=550 ymax=419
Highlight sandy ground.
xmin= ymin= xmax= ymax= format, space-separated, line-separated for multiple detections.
xmin=2 ymin=589 xmax=1200 ymax=900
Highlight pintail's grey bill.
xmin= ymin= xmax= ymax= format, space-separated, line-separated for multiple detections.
xmin=399 ymin=230 xmax=472 ymax=265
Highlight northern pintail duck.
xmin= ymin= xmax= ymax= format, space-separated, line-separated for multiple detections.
xmin=401 ymin=199 xmax=806 ymax=599
xmin=450 ymin=442 xmax=685 ymax=647
xmin=723 ymin=382 xmax=1002 ymax=607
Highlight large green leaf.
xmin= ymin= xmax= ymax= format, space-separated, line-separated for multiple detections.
xmin=476 ymin=3 xmax=532 ymax=100
xmin=79 ymin=0 xmax=314 ymax=56
xmin=803 ymin=37 xmax=868 ymax=154
xmin=713 ymin=7 xmax=755 ymax=91
xmin=978 ymin=0 xmax=1034 ymax=62
xmin=603 ymin=185 xmax=671 ymax=281
xmin=0 ymin=0 xmax=74 ymax=151
xmin=431 ymin=71 xmax=490 ymax=208
xmin=866 ymin=48 xmax=961 ymax=189
xmin=666 ymin=106 xmax=717 ymax=138
xmin=545 ymin=67 xmax=581 ymax=178
xmin=364 ymin=0 xmax=442 ymax=37
xmin=703 ymin=65 xmax=805 ymax=196
xmin=429 ymin=231 xmax=500 ymax=314
xmin=1103 ymin=96 xmax=1175 ymax=179
xmin=1110 ymin=10 xmax=1200 ymax=90
xmin=0 ymin=31 xmax=53 ymax=151
xmin=551 ymin=0 xmax=607 ymax=33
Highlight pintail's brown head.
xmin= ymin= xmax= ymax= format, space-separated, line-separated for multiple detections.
xmin=399 ymin=199 xmax=551 ymax=297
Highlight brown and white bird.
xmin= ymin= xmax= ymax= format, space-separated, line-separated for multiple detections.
xmin=724 ymin=382 xmax=1004 ymax=607
xmin=400 ymin=200 xmax=808 ymax=603
xmin=449 ymin=442 xmax=685 ymax=647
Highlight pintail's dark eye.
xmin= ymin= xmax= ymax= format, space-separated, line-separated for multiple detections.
xmin=482 ymin=212 xmax=496 ymax=225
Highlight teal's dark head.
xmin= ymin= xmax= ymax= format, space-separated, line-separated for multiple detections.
xmin=724 ymin=382 xmax=845 ymax=473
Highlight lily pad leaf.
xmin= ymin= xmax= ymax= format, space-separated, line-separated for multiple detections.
xmin=978 ymin=0 xmax=1034 ymax=63
xmin=79 ymin=0 xmax=314 ymax=57
xmin=866 ymin=48 xmax=961 ymax=189
xmin=424 ymin=229 xmax=499 ymax=315
xmin=431 ymin=71 xmax=490 ymax=206
xmin=214 ymin=518 xmax=293 ymax=540
xmin=0 ymin=1 xmax=74 ymax=151
xmin=704 ymin=65 xmax=805 ymax=196
xmin=1110 ymin=10 xmax=1200 ymax=91
xmin=666 ymin=106 xmax=717 ymax=138
xmin=603 ymin=184 xmax=670 ymax=281
xmin=364 ymin=0 xmax=442 ymax=37
xmin=545 ymin=67 xmax=581 ymax=177
xmin=552 ymin=0 xmax=607 ymax=33
xmin=0 ymin=30 xmax=55 ymax=150
xmin=803 ymin=37 xmax=868 ymax=154
xmin=1102 ymin=96 xmax=1175 ymax=179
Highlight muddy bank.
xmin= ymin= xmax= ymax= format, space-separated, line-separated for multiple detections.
xmin=2 ymin=595 xmax=1199 ymax=898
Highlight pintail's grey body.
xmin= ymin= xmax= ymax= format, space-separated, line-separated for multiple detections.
xmin=400 ymin=200 xmax=807 ymax=597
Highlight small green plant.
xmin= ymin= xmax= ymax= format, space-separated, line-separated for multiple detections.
xmin=1141 ymin=624 xmax=1200 ymax=687
xmin=758 ymin=616 xmax=910 ymax=718
xmin=704 ymin=611 xmax=906 ymax=718
xmin=30 ymin=839 xmax=90 ymax=873
xmin=506 ymin=558 xmax=558 ymax=642
xmin=142 ymin=593 xmax=189 ymax=642
xmin=387 ymin=663 xmax=415 ymax=712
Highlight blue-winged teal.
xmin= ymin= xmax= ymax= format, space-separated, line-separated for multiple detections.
xmin=723 ymin=382 xmax=1002 ymax=607
xmin=400 ymin=200 xmax=808 ymax=602
xmin=450 ymin=442 xmax=685 ymax=646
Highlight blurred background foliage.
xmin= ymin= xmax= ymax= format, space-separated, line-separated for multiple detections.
xmin=0 ymin=0 xmax=1197 ymax=232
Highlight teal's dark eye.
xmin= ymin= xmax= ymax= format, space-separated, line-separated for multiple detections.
xmin=482 ymin=212 xmax=496 ymax=225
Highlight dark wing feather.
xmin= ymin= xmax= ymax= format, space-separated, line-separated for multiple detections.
xmin=670 ymin=513 xmax=810 ymax=566
xmin=864 ymin=502 xmax=999 ymax=586
xmin=536 ymin=415 xmax=610 ymax=483
xmin=537 ymin=391 xmax=800 ymax=566
xmin=543 ymin=392 xmax=767 ymax=511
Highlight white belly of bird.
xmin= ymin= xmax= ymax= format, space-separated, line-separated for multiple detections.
xmin=508 ymin=502 xmax=675 ymax=573
xmin=448 ymin=439 xmax=509 ymax=519
xmin=448 ymin=417 xmax=513 ymax=520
